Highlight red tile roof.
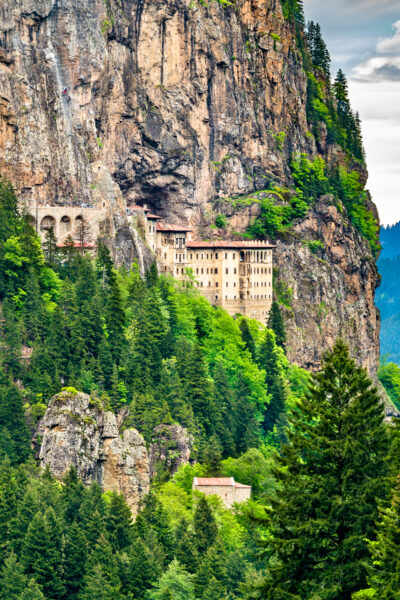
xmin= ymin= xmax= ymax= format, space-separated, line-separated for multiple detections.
xmin=194 ymin=477 xmax=251 ymax=488
xmin=156 ymin=223 xmax=193 ymax=232
xmin=186 ymin=240 xmax=274 ymax=249
xmin=147 ymin=213 xmax=162 ymax=219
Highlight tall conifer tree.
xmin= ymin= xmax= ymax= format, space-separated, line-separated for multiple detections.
xmin=251 ymin=340 xmax=390 ymax=599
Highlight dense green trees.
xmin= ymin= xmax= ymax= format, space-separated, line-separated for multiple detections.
xmin=250 ymin=341 xmax=391 ymax=599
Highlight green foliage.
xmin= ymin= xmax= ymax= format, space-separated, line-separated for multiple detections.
xmin=251 ymin=340 xmax=390 ymax=599
xmin=378 ymin=361 xmax=400 ymax=410
xmin=214 ymin=214 xmax=227 ymax=229
xmin=359 ymin=478 xmax=400 ymax=599
xmin=267 ymin=300 xmax=286 ymax=351
xmin=247 ymin=155 xmax=378 ymax=254
xmin=148 ymin=559 xmax=196 ymax=600
xmin=302 ymin=239 xmax=324 ymax=254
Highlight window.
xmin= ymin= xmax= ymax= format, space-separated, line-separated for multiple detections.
xmin=181 ymin=268 xmax=184 ymax=274
xmin=234 ymin=282 xmax=236 ymax=287
xmin=215 ymin=295 xmax=219 ymax=300
xmin=164 ymin=266 xmax=167 ymax=272
xmin=225 ymin=268 xmax=229 ymax=274
xmin=208 ymin=282 xmax=211 ymax=287
xmin=201 ymin=268 xmax=204 ymax=274
xmin=206 ymin=254 xmax=209 ymax=259
xmin=234 ymin=295 xmax=236 ymax=300
xmin=190 ymin=254 xmax=193 ymax=259
xmin=164 ymin=253 xmax=167 ymax=259
xmin=215 ymin=253 xmax=218 ymax=259
xmin=226 ymin=282 xmax=229 ymax=287
xmin=206 ymin=268 xmax=209 ymax=274
xmin=196 ymin=268 xmax=199 ymax=274
xmin=176 ymin=268 xmax=179 ymax=274
xmin=225 ymin=295 xmax=228 ymax=300
xmin=215 ymin=268 xmax=218 ymax=274
xmin=216 ymin=282 xmax=218 ymax=287
xmin=201 ymin=254 xmax=203 ymax=259
xmin=234 ymin=268 xmax=237 ymax=274
xmin=225 ymin=253 xmax=228 ymax=259
xmin=196 ymin=254 xmax=199 ymax=259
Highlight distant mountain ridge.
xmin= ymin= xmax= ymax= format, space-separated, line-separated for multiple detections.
xmin=380 ymin=222 xmax=400 ymax=260
xmin=376 ymin=222 xmax=400 ymax=363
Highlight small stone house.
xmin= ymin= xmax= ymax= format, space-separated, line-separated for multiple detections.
xmin=193 ymin=477 xmax=251 ymax=508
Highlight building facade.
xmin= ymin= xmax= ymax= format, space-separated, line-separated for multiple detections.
xmin=193 ymin=477 xmax=251 ymax=508
xmin=154 ymin=221 xmax=274 ymax=322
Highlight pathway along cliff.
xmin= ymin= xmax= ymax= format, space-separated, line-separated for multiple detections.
xmin=0 ymin=0 xmax=381 ymax=377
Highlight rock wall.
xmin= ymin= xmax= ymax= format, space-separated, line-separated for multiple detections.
xmin=36 ymin=390 xmax=150 ymax=515
xmin=149 ymin=424 xmax=192 ymax=480
xmin=0 ymin=0 xmax=382 ymax=373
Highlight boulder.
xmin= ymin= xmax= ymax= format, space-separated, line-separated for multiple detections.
xmin=35 ymin=390 xmax=150 ymax=515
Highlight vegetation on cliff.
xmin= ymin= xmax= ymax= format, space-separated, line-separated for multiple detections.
xmin=0 ymin=178 xmax=399 ymax=599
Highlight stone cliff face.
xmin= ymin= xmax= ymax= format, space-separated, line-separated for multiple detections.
xmin=35 ymin=390 xmax=150 ymax=515
xmin=35 ymin=390 xmax=193 ymax=511
xmin=0 ymin=0 xmax=381 ymax=373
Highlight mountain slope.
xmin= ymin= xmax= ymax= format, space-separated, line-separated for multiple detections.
xmin=0 ymin=0 xmax=381 ymax=376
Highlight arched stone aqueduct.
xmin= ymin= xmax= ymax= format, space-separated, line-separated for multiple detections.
xmin=28 ymin=206 xmax=107 ymax=243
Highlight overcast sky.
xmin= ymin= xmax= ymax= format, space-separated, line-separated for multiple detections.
xmin=304 ymin=0 xmax=400 ymax=226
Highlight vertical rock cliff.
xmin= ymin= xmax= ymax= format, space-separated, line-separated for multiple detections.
xmin=0 ymin=0 xmax=381 ymax=374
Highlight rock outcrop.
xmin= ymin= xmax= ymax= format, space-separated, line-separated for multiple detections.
xmin=149 ymin=424 xmax=192 ymax=479
xmin=0 ymin=0 xmax=382 ymax=374
xmin=36 ymin=390 xmax=150 ymax=515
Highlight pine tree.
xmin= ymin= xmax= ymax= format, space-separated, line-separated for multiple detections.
xmin=148 ymin=559 xmax=195 ymax=600
xmin=358 ymin=476 xmax=400 ymax=599
xmin=194 ymin=495 xmax=218 ymax=555
xmin=138 ymin=492 xmax=174 ymax=563
xmin=251 ymin=340 xmax=391 ymax=599
xmin=0 ymin=552 xmax=30 ymax=599
xmin=267 ymin=300 xmax=286 ymax=351
xmin=0 ymin=369 xmax=31 ymax=464
xmin=307 ymin=21 xmax=331 ymax=76
xmin=106 ymin=492 xmax=133 ymax=552
xmin=79 ymin=563 xmax=122 ymax=600
xmin=18 ymin=579 xmax=45 ymax=600
xmin=202 ymin=576 xmax=228 ymax=600
xmin=42 ymin=226 xmax=58 ymax=267
xmin=21 ymin=507 xmax=65 ymax=599
xmin=183 ymin=345 xmax=216 ymax=439
xmin=195 ymin=541 xmax=228 ymax=599
xmin=83 ymin=533 xmax=123 ymax=598
xmin=119 ymin=537 xmax=159 ymax=597
xmin=62 ymin=521 xmax=88 ymax=600
xmin=62 ymin=466 xmax=86 ymax=523
xmin=239 ymin=319 xmax=256 ymax=359
xmin=174 ymin=520 xmax=198 ymax=573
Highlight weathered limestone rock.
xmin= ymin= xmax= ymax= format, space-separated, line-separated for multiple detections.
xmin=0 ymin=0 xmax=382 ymax=375
xmin=36 ymin=390 xmax=150 ymax=515
xmin=149 ymin=424 xmax=192 ymax=479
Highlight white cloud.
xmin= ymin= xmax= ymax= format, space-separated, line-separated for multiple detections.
xmin=349 ymin=80 xmax=400 ymax=225
xmin=354 ymin=20 xmax=400 ymax=81
xmin=377 ymin=20 xmax=400 ymax=54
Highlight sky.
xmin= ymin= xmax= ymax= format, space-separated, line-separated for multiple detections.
xmin=303 ymin=0 xmax=400 ymax=226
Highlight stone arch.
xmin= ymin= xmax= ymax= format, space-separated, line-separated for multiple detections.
xmin=40 ymin=215 xmax=56 ymax=232
xmin=60 ymin=215 xmax=72 ymax=237
xmin=75 ymin=215 xmax=83 ymax=223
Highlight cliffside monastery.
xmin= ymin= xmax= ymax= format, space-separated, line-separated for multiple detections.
xmin=30 ymin=202 xmax=274 ymax=321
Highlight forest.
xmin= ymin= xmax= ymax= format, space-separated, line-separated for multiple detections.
xmin=0 ymin=174 xmax=400 ymax=599
xmin=0 ymin=1 xmax=398 ymax=598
